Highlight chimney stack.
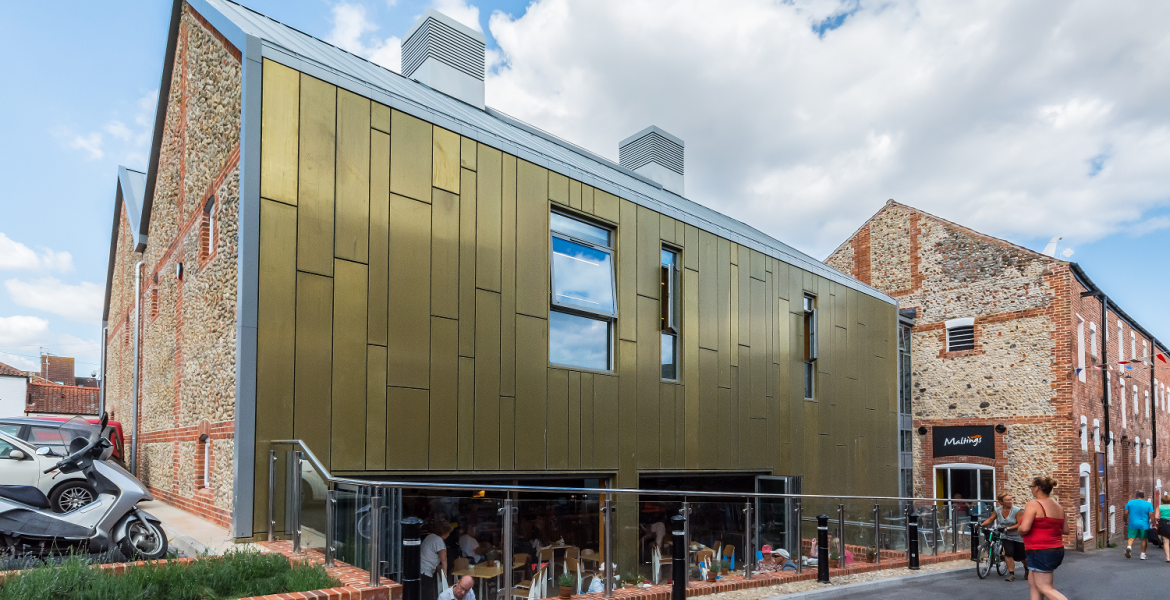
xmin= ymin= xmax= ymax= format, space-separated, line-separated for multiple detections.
xmin=402 ymin=9 xmax=486 ymax=109
xmin=619 ymin=126 xmax=684 ymax=196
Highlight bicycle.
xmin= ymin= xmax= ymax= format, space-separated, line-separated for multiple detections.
xmin=976 ymin=527 xmax=1007 ymax=579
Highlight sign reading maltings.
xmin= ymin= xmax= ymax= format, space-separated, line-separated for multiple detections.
xmin=932 ymin=425 xmax=996 ymax=459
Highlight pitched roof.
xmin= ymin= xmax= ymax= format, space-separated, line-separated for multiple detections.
xmin=101 ymin=166 xmax=147 ymax=323
xmin=0 ymin=361 xmax=26 ymax=378
xmin=123 ymin=0 xmax=894 ymax=306
xmin=25 ymin=381 xmax=100 ymax=416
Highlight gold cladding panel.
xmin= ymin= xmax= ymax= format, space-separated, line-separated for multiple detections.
xmin=636 ymin=295 xmax=660 ymax=468
xmin=617 ymin=200 xmax=638 ymax=342
xmin=514 ymin=314 xmax=547 ymax=469
xmin=515 ymin=161 xmax=548 ymax=318
xmin=459 ymin=356 xmax=474 ymax=470
xmin=390 ymin=110 xmax=433 ymax=202
xmin=296 ymin=75 xmax=336 ymax=276
xmin=331 ymin=259 xmax=368 ymax=470
xmin=593 ymin=189 xmax=619 ymax=223
xmin=461 ymin=136 xmax=478 ymax=171
xmin=388 ymin=195 xmax=431 ymax=389
xmin=371 ymin=102 xmax=390 ymax=133
xmin=368 ymin=130 xmax=390 ymax=345
xmin=432 ymin=126 xmax=461 ymax=194
xmin=260 ymin=59 xmax=299 ymax=205
xmin=474 ymin=290 xmax=502 ymax=470
xmin=547 ymin=368 xmax=569 ymax=470
xmin=366 ymin=345 xmax=387 ymax=470
xmin=386 ymin=387 xmax=429 ymax=470
xmin=548 ymin=171 xmax=569 ymax=205
xmin=430 ymin=316 xmax=459 ymax=470
xmin=430 ymin=189 xmax=460 ymax=319
xmin=254 ymin=199 xmax=296 ymax=530
xmin=476 ymin=145 xmax=503 ymax=292
xmin=294 ymin=272 xmax=333 ymax=467
xmin=500 ymin=154 xmax=517 ymax=396
xmin=682 ymin=266 xmax=699 ymax=467
xmin=459 ymin=168 xmax=478 ymax=357
xmin=335 ymin=89 xmax=370 ymax=263
xmin=636 ymin=206 xmax=660 ymax=299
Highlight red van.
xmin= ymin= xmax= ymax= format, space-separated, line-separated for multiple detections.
xmin=0 ymin=416 xmax=126 ymax=465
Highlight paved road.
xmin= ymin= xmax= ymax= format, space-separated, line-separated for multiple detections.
xmin=834 ymin=545 xmax=1169 ymax=598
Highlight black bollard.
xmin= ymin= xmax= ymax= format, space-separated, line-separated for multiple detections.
xmin=671 ymin=514 xmax=686 ymax=600
xmin=402 ymin=517 xmax=422 ymax=600
xmin=969 ymin=512 xmax=980 ymax=561
xmin=908 ymin=514 xmax=920 ymax=570
xmin=817 ymin=514 xmax=830 ymax=583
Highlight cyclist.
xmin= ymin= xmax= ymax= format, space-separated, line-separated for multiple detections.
xmin=980 ymin=491 xmax=1027 ymax=582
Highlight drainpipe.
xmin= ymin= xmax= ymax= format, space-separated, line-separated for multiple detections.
xmin=130 ymin=260 xmax=145 ymax=476
xmin=98 ymin=322 xmax=107 ymax=416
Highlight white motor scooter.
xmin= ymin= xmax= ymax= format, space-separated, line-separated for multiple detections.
xmin=0 ymin=413 xmax=168 ymax=559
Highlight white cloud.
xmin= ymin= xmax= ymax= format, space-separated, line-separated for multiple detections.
xmin=68 ymin=131 xmax=104 ymax=160
xmin=483 ymin=0 xmax=1170 ymax=257
xmin=0 ymin=316 xmax=99 ymax=372
xmin=53 ymin=89 xmax=158 ymax=167
xmin=0 ymin=233 xmax=73 ymax=272
xmin=327 ymin=2 xmax=402 ymax=71
xmin=5 ymin=278 xmax=103 ymax=324
xmin=433 ymin=0 xmax=483 ymax=32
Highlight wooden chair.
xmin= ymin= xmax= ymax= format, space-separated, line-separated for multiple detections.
xmin=453 ymin=557 xmax=470 ymax=574
xmin=511 ymin=553 xmax=530 ymax=581
xmin=564 ymin=557 xmax=586 ymax=594
xmin=650 ymin=545 xmax=673 ymax=585
xmin=579 ymin=549 xmax=600 ymax=566
xmin=721 ymin=544 xmax=735 ymax=571
xmin=694 ymin=549 xmax=713 ymax=566
xmin=513 ymin=564 xmax=547 ymax=600
xmin=564 ymin=547 xmax=580 ymax=561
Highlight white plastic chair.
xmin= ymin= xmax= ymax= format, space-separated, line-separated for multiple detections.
xmin=437 ymin=567 xmax=451 ymax=598
xmin=513 ymin=564 xmax=547 ymax=600
xmin=651 ymin=545 xmax=673 ymax=585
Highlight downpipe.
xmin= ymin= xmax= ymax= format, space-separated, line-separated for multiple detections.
xmin=130 ymin=260 xmax=144 ymax=476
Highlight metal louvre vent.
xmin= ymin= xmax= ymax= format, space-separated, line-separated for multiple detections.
xmin=401 ymin=17 xmax=484 ymax=81
xmin=619 ymin=131 xmax=684 ymax=176
xmin=946 ymin=325 xmax=975 ymax=351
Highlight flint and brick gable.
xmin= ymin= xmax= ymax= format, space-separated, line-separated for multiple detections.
xmin=828 ymin=200 xmax=1169 ymax=549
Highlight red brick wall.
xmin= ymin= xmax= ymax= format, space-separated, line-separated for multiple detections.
xmin=40 ymin=356 xmax=74 ymax=385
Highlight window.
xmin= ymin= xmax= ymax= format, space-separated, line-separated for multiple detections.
xmin=1131 ymin=331 xmax=1137 ymax=362
xmin=1108 ymin=432 xmax=1114 ymax=466
xmin=1133 ymin=384 xmax=1139 ymax=417
xmin=945 ymin=318 xmax=975 ymax=351
xmin=0 ymin=439 xmax=19 ymax=460
xmin=150 ymin=288 xmax=159 ymax=320
xmin=1077 ymin=316 xmax=1086 ymax=382
xmin=803 ymin=295 xmax=817 ymax=399
xmin=1142 ymin=340 xmax=1148 ymax=361
xmin=1145 ymin=390 xmax=1150 ymax=418
xmin=660 ymin=248 xmax=679 ymax=380
xmin=1090 ymin=322 xmax=1097 ymax=357
xmin=1080 ymin=416 xmax=1087 ymax=452
xmin=1147 ymin=439 xmax=1152 ymax=465
xmin=201 ymin=196 xmax=217 ymax=259
xmin=1118 ymin=322 xmax=1124 ymax=361
xmin=1093 ymin=419 xmax=1100 ymax=452
xmin=549 ymin=212 xmax=616 ymax=370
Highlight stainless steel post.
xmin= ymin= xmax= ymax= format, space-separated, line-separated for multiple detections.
xmin=681 ymin=502 xmax=691 ymax=587
xmin=291 ymin=451 xmax=302 ymax=553
xmin=873 ymin=504 xmax=881 ymax=564
xmin=837 ymin=504 xmax=845 ymax=569
xmin=603 ymin=498 xmax=614 ymax=598
xmin=267 ymin=450 xmax=276 ymax=542
xmin=795 ymin=501 xmax=803 ymax=573
xmin=325 ymin=489 xmax=336 ymax=568
xmin=370 ymin=492 xmax=383 ymax=587
xmin=950 ymin=502 xmax=957 ymax=555
xmin=501 ymin=499 xmax=514 ymax=599
xmin=743 ymin=501 xmax=753 ymax=579
xmin=931 ymin=505 xmax=939 ymax=556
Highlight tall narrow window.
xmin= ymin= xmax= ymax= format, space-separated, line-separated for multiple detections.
xmin=1090 ymin=322 xmax=1097 ymax=357
xmin=201 ymin=196 xmax=217 ymax=259
xmin=1144 ymin=390 xmax=1149 ymax=418
xmin=945 ymin=318 xmax=975 ymax=351
xmin=803 ymin=295 xmax=817 ymax=400
xmin=549 ymin=212 xmax=616 ymax=371
xmin=1077 ymin=316 xmax=1086 ymax=382
xmin=1118 ymin=322 xmax=1124 ymax=361
xmin=1133 ymin=384 xmax=1139 ymax=417
xmin=660 ymin=248 xmax=679 ymax=380
xmin=1121 ymin=381 xmax=1127 ymax=429
xmin=1131 ymin=331 xmax=1137 ymax=363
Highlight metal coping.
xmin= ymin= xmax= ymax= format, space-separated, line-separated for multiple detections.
xmin=274 ymin=439 xmax=966 ymax=504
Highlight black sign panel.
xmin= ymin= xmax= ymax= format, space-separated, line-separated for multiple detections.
xmin=932 ymin=425 xmax=996 ymax=459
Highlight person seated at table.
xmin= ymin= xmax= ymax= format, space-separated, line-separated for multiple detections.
xmin=755 ymin=545 xmax=779 ymax=572
xmin=460 ymin=530 xmax=485 ymax=564
xmin=439 ymin=576 xmax=476 ymax=600
xmin=774 ymin=548 xmax=798 ymax=571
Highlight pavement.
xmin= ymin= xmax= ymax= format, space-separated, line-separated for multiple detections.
xmin=810 ymin=544 xmax=1170 ymax=599
xmin=138 ymin=499 xmax=254 ymax=557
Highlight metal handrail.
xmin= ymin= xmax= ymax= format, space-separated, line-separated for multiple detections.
xmin=272 ymin=439 xmax=962 ymax=503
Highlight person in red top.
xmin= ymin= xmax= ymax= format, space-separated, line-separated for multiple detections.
xmin=1018 ymin=477 xmax=1069 ymax=600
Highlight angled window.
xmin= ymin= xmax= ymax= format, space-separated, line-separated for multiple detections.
xmin=1090 ymin=322 xmax=1097 ymax=357
xmin=803 ymin=295 xmax=817 ymax=399
xmin=945 ymin=318 xmax=975 ymax=352
xmin=1077 ymin=315 xmax=1086 ymax=382
xmin=661 ymin=248 xmax=679 ymax=380
xmin=549 ymin=212 xmax=615 ymax=370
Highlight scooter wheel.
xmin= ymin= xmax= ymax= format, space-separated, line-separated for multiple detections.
xmin=118 ymin=520 xmax=169 ymax=561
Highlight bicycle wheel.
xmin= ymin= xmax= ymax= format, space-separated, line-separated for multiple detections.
xmin=995 ymin=543 xmax=1007 ymax=576
xmin=976 ymin=543 xmax=991 ymax=579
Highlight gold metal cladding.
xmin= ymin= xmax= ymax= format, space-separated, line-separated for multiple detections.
xmin=260 ymin=59 xmax=299 ymax=205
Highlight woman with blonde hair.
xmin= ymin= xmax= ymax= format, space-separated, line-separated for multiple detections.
xmin=980 ymin=491 xmax=1027 ymax=581
xmin=1018 ymin=477 xmax=1068 ymax=600
xmin=1158 ymin=494 xmax=1170 ymax=563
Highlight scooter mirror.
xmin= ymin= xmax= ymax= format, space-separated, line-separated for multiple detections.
xmin=35 ymin=447 xmax=56 ymax=457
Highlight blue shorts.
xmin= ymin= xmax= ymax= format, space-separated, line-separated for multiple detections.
xmin=1026 ymin=548 xmax=1064 ymax=573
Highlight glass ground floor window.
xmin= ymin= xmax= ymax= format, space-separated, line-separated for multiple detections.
xmin=934 ymin=464 xmax=994 ymax=519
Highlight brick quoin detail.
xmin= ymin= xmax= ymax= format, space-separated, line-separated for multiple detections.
xmin=851 ymin=225 xmax=871 ymax=285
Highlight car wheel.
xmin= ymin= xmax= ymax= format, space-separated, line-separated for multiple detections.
xmin=49 ymin=481 xmax=97 ymax=513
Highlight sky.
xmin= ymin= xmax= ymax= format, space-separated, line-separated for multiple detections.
xmin=0 ymin=0 xmax=1168 ymax=376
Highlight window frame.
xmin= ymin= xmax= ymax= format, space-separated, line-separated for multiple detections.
xmin=803 ymin=294 xmax=817 ymax=400
xmin=1077 ymin=315 xmax=1086 ymax=382
xmin=548 ymin=210 xmax=618 ymax=372
xmin=660 ymin=246 xmax=681 ymax=381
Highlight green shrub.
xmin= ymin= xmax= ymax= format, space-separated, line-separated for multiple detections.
xmin=0 ymin=550 xmax=340 ymax=600
xmin=557 ymin=572 xmax=576 ymax=587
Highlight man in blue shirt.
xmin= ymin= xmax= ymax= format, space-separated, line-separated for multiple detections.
xmin=1125 ymin=491 xmax=1155 ymax=560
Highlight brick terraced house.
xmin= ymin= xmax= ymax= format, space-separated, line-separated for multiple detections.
xmin=101 ymin=0 xmax=904 ymax=571
xmin=827 ymin=200 xmax=1170 ymax=550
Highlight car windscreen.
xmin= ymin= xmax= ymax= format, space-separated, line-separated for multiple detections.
xmin=0 ymin=423 xmax=19 ymax=437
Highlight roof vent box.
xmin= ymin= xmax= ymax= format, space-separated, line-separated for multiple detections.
xmin=619 ymin=126 xmax=684 ymax=196
xmin=402 ymin=9 xmax=486 ymax=109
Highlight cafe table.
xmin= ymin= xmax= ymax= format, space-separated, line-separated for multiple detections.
xmin=453 ymin=563 xmax=504 ymax=599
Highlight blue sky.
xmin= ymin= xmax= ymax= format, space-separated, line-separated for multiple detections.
xmin=0 ymin=0 xmax=1167 ymax=375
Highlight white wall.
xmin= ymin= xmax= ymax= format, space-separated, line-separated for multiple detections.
xmin=0 ymin=375 xmax=27 ymax=417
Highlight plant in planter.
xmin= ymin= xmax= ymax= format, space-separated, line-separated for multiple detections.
xmin=557 ymin=572 xmax=576 ymax=599
xmin=622 ymin=572 xmax=639 ymax=588
xmin=864 ymin=548 xmax=876 ymax=563
xmin=706 ymin=560 xmax=722 ymax=582
xmin=828 ymin=552 xmax=840 ymax=569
